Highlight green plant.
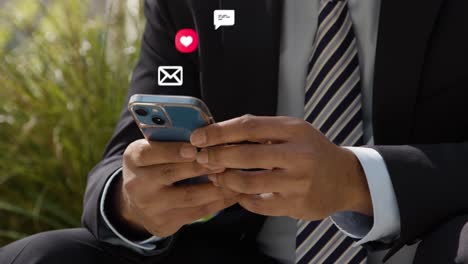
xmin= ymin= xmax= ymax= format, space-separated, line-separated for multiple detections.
xmin=0 ymin=0 xmax=143 ymax=245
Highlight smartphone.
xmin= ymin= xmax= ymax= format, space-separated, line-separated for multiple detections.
xmin=129 ymin=94 xmax=214 ymax=186
xmin=129 ymin=94 xmax=214 ymax=142
xmin=129 ymin=95 xmax=217 ymax=222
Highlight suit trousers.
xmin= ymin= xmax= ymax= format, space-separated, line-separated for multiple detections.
xmin=1 ymin=215 xmax=468 ymax=264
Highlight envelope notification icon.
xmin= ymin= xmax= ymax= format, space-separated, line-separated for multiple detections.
xmin=158 ymin=66 xmax=183 ymax=86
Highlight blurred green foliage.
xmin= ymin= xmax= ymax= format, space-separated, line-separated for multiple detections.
xmin=0 ymin=0 xmax=144 ymax=245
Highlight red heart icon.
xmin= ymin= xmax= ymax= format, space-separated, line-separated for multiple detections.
xmin=175 ymin=29 xmax=199 ymax=53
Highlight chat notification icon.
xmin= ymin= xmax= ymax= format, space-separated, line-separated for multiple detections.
xmin=214 ymin=10 xmax=235 ymax=30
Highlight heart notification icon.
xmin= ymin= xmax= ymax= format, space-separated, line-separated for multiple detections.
xmin=175 ymin=29 xmax=199 ymax=53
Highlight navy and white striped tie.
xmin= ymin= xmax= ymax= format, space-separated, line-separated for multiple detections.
xmin=296 ymin=0 xmax=367 ymax=263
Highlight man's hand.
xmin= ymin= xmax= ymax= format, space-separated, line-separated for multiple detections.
xmin=190 ymin=115 xmax=373 ymax=221
xmin=115 ymin=139 xmax=238 ymax=238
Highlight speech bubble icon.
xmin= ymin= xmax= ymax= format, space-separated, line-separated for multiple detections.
xmin=214 ymin=10 xmax=235 ymax=30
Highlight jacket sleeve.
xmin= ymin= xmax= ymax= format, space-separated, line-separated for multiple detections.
xmin=373 ymin=143 xmax=468 ymax=261
xmin=81 ymin=0 xmax=200 ymax=248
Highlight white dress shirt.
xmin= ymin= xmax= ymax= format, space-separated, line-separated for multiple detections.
xmin=256 ymin=0 xmax=399 ymax=263
xmin=99 ymin=0 xmax=404 ymax=263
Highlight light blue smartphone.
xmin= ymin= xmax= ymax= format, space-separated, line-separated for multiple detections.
xmin=129 ymin=95 xmax=216 ymax=222
xmin=128 ymin=94 xmax=214 ymax=186
xmin=129 ymin=94 xmax=215 ymax=142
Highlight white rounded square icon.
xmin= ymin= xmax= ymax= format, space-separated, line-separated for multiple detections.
xmin=214 ymin=10 xmax=235 ymax=30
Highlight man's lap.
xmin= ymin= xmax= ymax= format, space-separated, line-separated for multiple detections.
xmin=0 ymin=228 xmax=145 ymax=264
xmin=2 ymin=215 xmax=468 ymax=264
xmin=414 ymin=215 xmax=468 ymax=264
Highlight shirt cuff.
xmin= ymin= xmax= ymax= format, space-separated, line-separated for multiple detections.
xmin=331 ymin=147 xmax=401 ymax=245
xmin=100 ymin=167 xmax=165 ymax=250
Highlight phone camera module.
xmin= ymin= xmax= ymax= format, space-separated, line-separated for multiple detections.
xmin=152 ymin=117 xmax=166 ymax=126
xmin=135 ymin=108 xmax=148 ymax=117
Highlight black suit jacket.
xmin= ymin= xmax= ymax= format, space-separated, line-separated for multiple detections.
xmin=82 ymin=0 xmax=468 ymax=262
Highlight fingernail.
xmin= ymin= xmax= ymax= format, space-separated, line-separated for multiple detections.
xmin=208 ymin=174 xmax=219 ymax=186
xmin=191 ymin=130 xmax=206 ymax=146
xmin=196 ymin=149 xmax=209 ymax=164
xmin=209 ymin=167 xmax=225 ymax=174
xmin=180 ymin=145 xmax=197 ymax=158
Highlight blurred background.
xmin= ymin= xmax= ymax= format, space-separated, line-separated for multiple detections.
xmin=0 ymin=0 xmax=144 ymax=246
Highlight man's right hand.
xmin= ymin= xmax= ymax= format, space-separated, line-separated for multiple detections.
xmin=114 ymin=139 xmax=238 ymax=238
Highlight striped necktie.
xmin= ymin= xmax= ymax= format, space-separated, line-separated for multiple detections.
xmin=296 ymin=0 xmax=367 ymax=263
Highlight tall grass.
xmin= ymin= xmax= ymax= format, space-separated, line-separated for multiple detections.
xmin=0 ymin=0 xmax=143 ymax=245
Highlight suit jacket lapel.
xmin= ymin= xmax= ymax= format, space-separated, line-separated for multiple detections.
xmin=187 ymin=0 xmax=284 ymax=238
xmin=198 ymin=0 xmax=283 ymax=122
xmin=373 ymin=0 xmax=444 ymax=144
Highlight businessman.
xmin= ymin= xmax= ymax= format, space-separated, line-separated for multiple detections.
xmin=2 ymin=0 xmax=468 ymax=263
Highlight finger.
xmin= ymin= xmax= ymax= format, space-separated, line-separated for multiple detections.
xmin=211 ymin=169 xmax=290 ymax=194
xmin=196 ymin=144 xmax=288 ymax=169
xmin=163 ymin=183 xmax=238 ymax=209
xmin=157 ymin=197 xmax=238 ymax=236
xmin=190 ymin=115 xmax=305 ymax=147
xmin=135 ymin=162 xmax=225 ymax=186
xmin=238 ymin=193 xmax=288 ymax=217
xmin=124 ymin=139 xmax=198 ymax=167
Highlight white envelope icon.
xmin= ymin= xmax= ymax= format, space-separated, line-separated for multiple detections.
xmin=158 ymin=66 xmax=183 ymax=86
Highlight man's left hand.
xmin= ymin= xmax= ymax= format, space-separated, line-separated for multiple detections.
xmin=190 ymin=115 xmax=373 ymax=221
